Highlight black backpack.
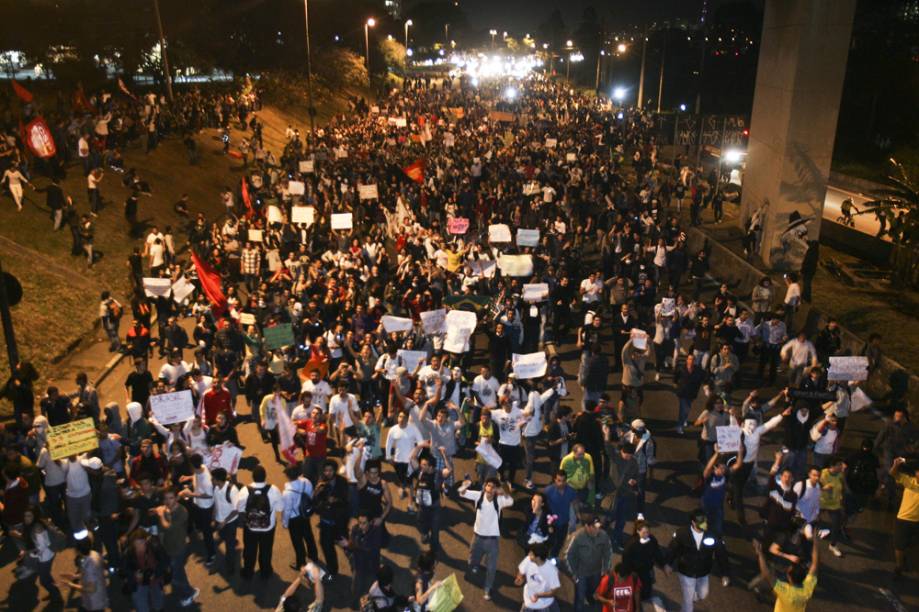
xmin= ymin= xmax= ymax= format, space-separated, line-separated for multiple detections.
xmin=297 ymin=482 xmax=313 ymax=518
xmin=475 ymin=493 xmax=503 ymax=536
xmin=245 ymin=486 xmax=272 ymax=530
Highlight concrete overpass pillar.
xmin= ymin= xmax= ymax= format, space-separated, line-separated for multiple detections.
xmin=740 ymin=0 xmax=856 ymax=269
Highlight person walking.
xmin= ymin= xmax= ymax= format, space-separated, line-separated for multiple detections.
xmin=64 ymin=531 xmax=109 ymax=612
xmin=237 ymin=465 xmax=284 ymax=579
xmin=210 ymin=467 xmax=240 ymax=574
xmin=665 ymin=510 xmax=730 ymax=612
xmin=312 ymin=459 xmax=350 ymax=580
xmin=154 ymin=488 xmax=201 ymax=606
xmin=673 ymin=354 xmax=706 ymax=435
xmin=515 ymin=542 xmax=561 ymax=612
xmin=282 ymin=464 xmax=319 ymax=570
xmin=180 ymin=453 xmax=216 ymax=566
xmin=564 ymin=513 xmax=613 ymax=612
xmin=460 ymin=476 xmax=514 ymax=600
xmin=12 ymin=506 xmax=63 ymax=603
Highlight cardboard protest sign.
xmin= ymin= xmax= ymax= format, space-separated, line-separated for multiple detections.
xmin=171 ymin=276 xmax=195 ymax=304
xmin=291 ymin=206 xmax=315 ymax=225
xmin=150 ymin=390 xmax=195 ymax=425
xmin=715 ymin=425 xmax=742 ymax=453
xmin=266 ymin=204 xmax=284 ymax=224
xmin=828 ymin=356 xmax=869 ymax=381
xmin=298 ymin=160 xmax=314 ymax=173
xmin=488 ymin=110 xmax=515 ymax=123
xmin=381 ymin=315 xmax=414 ymax=333
xmin=331 ymin=213 xmax=353 ymax=230
xmin=420 ymin=309 xmax=447 ymax=334
xmin=497 ymin=254 xmax=534 ymax=277
xmin=488 ymin=224 xmax=512 ymax=243
xmin=239 ymin=312 xmax=257 ymax=326
xmin=469 ymin=260 xmax=497 ymax=278
xmin=566 ymin=152 xmax=577 ymax=162
xmin=397 ymin=349 xmax=427 ymax=372
xmin=142 ymin=277 xmax=171 ymax=299
xmin=443 ymin=310 xmax=477 ymax=353
xmin=522 ymin=283 xmax=549 ymax=302
xmin=288 ymin=180 xmax=305 ymax=196
xmin=522 ymin=181 xmax=541 ymax=196
xmin=475 ymin=440 xmax=502 ymax=469
xmin=205 ymin=443 xmax=243 ymax=474
xmin=545 ymin=138 xmax=557 ymax=148
xmin=516 ymin=229 xmax=540 ymax=247
xmin=447 ymin=217 xmax=469 ymax=234
xmin=358 ymin=184 xmax=379 ymax=200
xmin=47 ymin=418 xmax=98 ymax=460
xmin=263 ymin=323 xmax=295 ymax=349
xmin=630 ymin=328 xmax=649 ymax=350
xmin=512 ymin=352 xmax=548 ymax=379
xmin=247 ymin=229 xmax=263 ymax=243
xmin=427 ymin=573 xmax=464 ymax=612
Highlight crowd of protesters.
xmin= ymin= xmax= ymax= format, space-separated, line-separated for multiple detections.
xmin=0 ymin=72 xmax=917 ymax=612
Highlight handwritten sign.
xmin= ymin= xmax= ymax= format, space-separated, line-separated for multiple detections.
xmin=447 ymin=217 xmax=470 ymax=234
xmin=715 ymin=425 xmax=742 ymax=453
xmin=288 ymin=180 xmax=305 ymax=196
xmin=298 ymin=160 xmax=314 ymax=173
xmin=516 ymin=229 xmax=540 ymax=247
xmin=247 ymin=229 xmax=263 ymax=243
xmin=420 ymin=309 xmax=446 ymax=334
xmin=263 ymin=323 xmax=295 ymax=350
xmin=522 ymin=283 xmax=549 ymax=302
xmin=828 ymin=356 xmax=869 ymax=381
xmin=443 ymin=310 xmax=477 ymax=353
xmin=512 ymin=352 xmax=548 ymax=379
xmin=142 ymin=277 xmax=171 ymax=299
xmin=358 ymin=184 xmax=379 ymax=200
xmin=331 ymin=213 xmax=353 ymax=230
xmin=475 ymin=440 xmax=502 ymax=469
xmin=566 ymin=152 xmax=577 ymax=162
xmin=497 ymin=254 xmax=534 ymax=277
xmin=150 ymin=390 xmax=195 ymax=426
xmin=47 ymin=418 xmax=98 ymax=460
xmin=545 ymin=138 xmax=557 ymax=149
xmin=205 ymin=443 xmax=243 ymax=474
xmin=397 ymin=349 xmax=427 ymax=372
xmin=381 ymin=315 xmax=414 ymax=333
xmin=469 ymin=260 xmax=496 ymax=278
xmin=291 ymin=206 xmax=315 ymax=225
xmin=239 ymin=312 xmax=257 ymax=326
xmin=522 ymin=181 xmax=541 ymax=196
xmin=488 ymin=224 xmax=512 ymax=243
xmin=629 ymin=329 xmax=649 ymax=350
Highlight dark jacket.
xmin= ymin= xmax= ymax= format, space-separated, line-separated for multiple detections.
xmin=666 ymin=526 xmax=728 ymax=579
xmin=781 ymin=409 xmax=818 ymax=451
xmin=674 ymin=364 xmax=706 ymax=400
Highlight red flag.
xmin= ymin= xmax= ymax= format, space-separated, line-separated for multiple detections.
xmin=117 ymin=78 xmax=138 ymax=102
xmin=403 ymin=159 xmax=425 ymax=184
xmin=11 ymin=80 xmax=33 ymax=103
xmin=241 ymin=178 xmax=254 ymax=219
xmin=23 ymin=117 xmax=57 ymax=158
xmin=191 ymin=251 xmax=227 ymax=317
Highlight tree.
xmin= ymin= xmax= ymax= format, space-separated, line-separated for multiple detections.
xmin=856 ymin=159 xmax=919 ymax=287
xmin=537 ymin=8 xmax=567 ymax=52
xmin=378 ymin=38 xmax=406 ymax=73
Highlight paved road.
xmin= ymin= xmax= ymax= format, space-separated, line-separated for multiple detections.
xmin=3 ymin=293 xmax=919 ymax=611
xmin=823 ymin=185 xmax=887 ymax=240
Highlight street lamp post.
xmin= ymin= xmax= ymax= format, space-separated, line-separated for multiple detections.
xmin=405 ymin=20 xmax=412 ymax=52
xmin=303 ymin=0 xmax=315 ymax=136
xmin=637 ymin=30 xmax=648 ymax=109
xmin=444 ymin=23 xmax=449 ymax=48
xmin=489 ymin=29 xmax=497 ymax=48
xmin=364 ymin=18 xmax=375 ymax=85
xmin=595 ymin=50 xmax=604 ymax=92
xmin=152 ymin=0 xmax=174 ymax=101
xmin=657 ymin=30 xmax=667 ymax=113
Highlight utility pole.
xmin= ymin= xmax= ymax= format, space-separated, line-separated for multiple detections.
xmin=0 ymin=261 xmax=20 ymax=372
xmin=657 ymin=30 xmax=667 ymax=113
xmin=152 ymin=0 xmax=174 ymax=101
xmin=303 ymin=0 xmax=316 ymax=137
xmin=637 ymin=29 xmax=647 ymax=109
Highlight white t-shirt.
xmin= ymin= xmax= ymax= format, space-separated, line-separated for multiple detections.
xmin=416 ymin=365 xmax=448 ymax=402
xmin=472 ymin=375 xmax=500 ymax=408
xmin=580 ymin=278 xmax=603 ymax=303
xmin=301 ymin=379 xmax=332 ymax=412
xmin=158 ymin=361 xmax=189 ymax=387
xmin=492 ymin=407 xmax=524 ymax=446
xmin=62 ymin=458 xmax=91 ymax=498
xmin=375 ymin=353 xmax=400 ymax=381
xmin=236 ymin=482 xmax=284 ymax=531
xmin=193 ymin=467 xmax=215 ymax=509
xmin=517 ymin=557 xmax=561 ymax=610
xmin=385 ymin=423 xmax=423 ymax=463
xmin=149 ymin=243 xmax=165 ymax=268
xmin=328 ymin=393 xmax=358 ymax=428
xmin=522 ymin=389 xmax=554 ymax=438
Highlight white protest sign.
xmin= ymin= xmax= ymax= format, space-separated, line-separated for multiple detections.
xmin=828 ymin=356 xmax=869 ymax=381
xmin=239 ymin=312 xmax=257 ymax=326
xmin=443 ymin=310 xmax=477 ymax=354
xmin=298 ymin=159 xmax=314 ymax=173
xmin=566 ymin=152 xmax=577 ymax=162
xmin=420 ymin=309 xmax=447 ymax=335
xmin=171 ymin=276 xmax=195 ymax=304
xmin=381 ymin=315 xmax=414 ymax=333
xmin=370 ymin=105 xmax=380 ymax=114
xmin=522 ymin=181 xmax=541 ymax=196
xmin=291 ymin=206 xmax=315 ymax=225
xmin=266 ymin=204 xmax=284 ymax=225
xmin=446 ymin=309 xmax=477 ymax=330
xmin=851 ymin=387 xmax=872 ymax=412
xmin=247 ymin=229 xmax=263 ymax=243
xmin=397 ymin=350 xmax=427 ymax=372
xmin=522 ymin=283 xmax=549 ymax=302
xmin=334 ymin=147 xmax=348 ymax=159
xmin=205 ymin=443 xmax=243 ymax=475
xmin=475 ymin=440 xmax=502 ymax=469
xmin=331 ymin=213 xmax=353 ymax=230
xmin=358 ymin=184 xmax=379 ymax=200
xmin=497 ymin=254 xmax=534 ymax=277
xmin=488 ymin=224 xmax=512 ymax=243
xmin=288 ymin=180 xmax=305 ymax=196
xmin=150 ymin=390 xmax=195 ymax=426
xmin=630 ymin=328 xmax=649 ymax=350
xmin=545 ymin=138 xmax=557 ymax=148
xmin=715 ymin=425 xmax=742 ymax=453
xmin=142 ymin=277 xmax=172 ymax=299
xmin=469 ymin=260 xmax=497 ymax=278
xmin=512 ymin=352 xmax=548 ymax=379
xmin=516 ymin=229 xmax=540 ymax=247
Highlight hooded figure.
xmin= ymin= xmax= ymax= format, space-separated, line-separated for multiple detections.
xmin=125 ymin=401 xmax=152 ymax=454
xmin=103 ymin=401 xmax=124 ymax=437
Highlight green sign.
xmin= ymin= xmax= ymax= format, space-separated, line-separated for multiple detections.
xmin=263 ymin=323 xmax=295 ymax=350
xmin=445 ymin=294 xmax=493 ymax=313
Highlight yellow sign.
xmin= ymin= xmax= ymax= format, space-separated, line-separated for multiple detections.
xmin=47 ymin=418 xmax=98 ymax=460
xmin=428 ymin=573 xmax=463 ymax=612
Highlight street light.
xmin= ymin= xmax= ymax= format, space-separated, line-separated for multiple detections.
xmin=405 ymin=19 xmax=412 ymax=51
xmin=302 ymin=0 xmax=315 ymax=136
xmin=364 ymin=18 xmax=375 ymax=83
xmin=567 ymin=50 xmax=582 ymax=82
xmin=444 ymin=23 xmax=449 ymax=47
xmin=613 ymin=86 xmax=627 ymax=103
xmin=617 ymin=42 xmax=627 ymax=54
xmin=489 ymin=29 xmax=497 ymax=48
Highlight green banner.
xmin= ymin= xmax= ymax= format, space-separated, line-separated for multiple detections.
xmin=263 ymin=323 xmax=295 ymax=350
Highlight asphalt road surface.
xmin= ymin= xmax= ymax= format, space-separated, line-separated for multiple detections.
xmin=3 ymin=287 xmax=918 ymax=612
xmin=823 ymin=185 xmax=886 ymax=240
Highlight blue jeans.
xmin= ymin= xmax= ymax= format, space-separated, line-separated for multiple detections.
xmin=169 ymin=547 xmax=195 ymax=601
xmin=703 ymin=502 xmax=724 ymax=537
xmin=783 ymin=449 xmax=809 ymax=481
xmin=574 ymin=574 xmax=601 ymax=612
xmin=609 ymin=494 xmax=634 ymax=547
xmin=132 ymin=582 xmax=165 ymax=612
xmin=678 ymin=397 xmax=693 ymax=428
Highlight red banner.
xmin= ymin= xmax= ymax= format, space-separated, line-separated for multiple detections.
xmin=11 ymin=80 xmax=33 ymax=103
xmin=241 ymin=177 xmax=254 ymax=219
xmin=191 ymin=251 xmax=227 ymax=317
xmin=24 ymin=117 xmax=57 ymax=158
xmin=403 ymin=159 xmax=424 ymax=184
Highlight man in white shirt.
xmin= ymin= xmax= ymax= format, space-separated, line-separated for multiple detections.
xmin=522 ymin=383 xmax=556 ymax=490
xmin=783 ymin=273 xmax=802 ymax=334
xmin=211 ymin=467 xmax=240 ymax=574
xmin=158 ymin=353 xmax=190 ymax=388
xmin=780 ymin=331 xmax=818 ymax=387
xmin=281 ymin=464 xmax=318 ymax=569
xmin=301 ymin=370 xmax=332 ymax=413
xmin=515 ymin=542 xmax=561 ymax=611
xmin=460 ymin=476 xmax=514 ymax=600
xmin=62 ymin=455 xmax=94 ymax=534
xmin=579 ymin=272 xmax=604 ymax=307
xmin=328 ymin=383 xmax=361 ymax=445
xmin=236 ymin=465 xmax=284 ymax=579
xmin=472 ymin=366 xmax=500 ymax=409
xmin=385 ymin=411 xmax=424 ymax=499
xmin=179 ymin=454 xmax=216 ymax=565
xmin=492 ymin=398 xmax=526 ymax=487
xmin=416 ymin=354 xmax=448 ymax=403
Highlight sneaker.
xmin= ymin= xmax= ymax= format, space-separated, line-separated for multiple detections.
xmin=676 ymin=426 xmax=684 ymax=435
xmin=637 ymin=513 xmax=645 ymax=521
xmin=181 ymin=587 xmax=200 ymax=607
xmin=817 ymin=529 xmax=830 ymax=540
xmin=525 ymin=480 xmax=535 ymax=490
xmin=828 ymin=545 xmax=843 ymax=557
xmin=595 ymin=492 xmax=603 ymax=500
xmin=483 ymin=589 xmax=491 ymax=601
xmin=470 ymin=565 xmax=481 ymax=575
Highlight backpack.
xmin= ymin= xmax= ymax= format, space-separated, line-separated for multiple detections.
xmin=46 ymin=523 xmax=68 ymax=552
xmin=245 ymin=486 xmax=272 ymax=530
xmin=297 ymin=482 xmax=313 ymax=518
xmin=224 ymin=483 xmax=237 ymax=503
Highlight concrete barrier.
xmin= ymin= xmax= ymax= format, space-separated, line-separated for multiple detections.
xmin=686 ymin=226 xmax=918 ymax=418
xmin=820 ymin=219 xmax=892 ymax=266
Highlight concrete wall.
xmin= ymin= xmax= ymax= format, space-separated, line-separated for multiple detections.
xmin=820 ymin=219 xmax=892 ymax=266
xmin=686 ymin=227 xmax=919 ymax=418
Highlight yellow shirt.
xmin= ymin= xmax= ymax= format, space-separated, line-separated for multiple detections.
xmin=895 ymin=473 xmax=919 ymax=522
xmin=818 ymin=469 xmax=844 ymax=511
xmin=444 ymin=250 xmax=463 ymax=273
xmin=773 ymin=574 xmax=817 ymax=612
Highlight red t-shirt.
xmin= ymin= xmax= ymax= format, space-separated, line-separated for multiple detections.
xmin=202 ymin=388 xmax=232 ymax=425
xmin=596 ymin=572 xmax=642 ymax=612
xmin=296 ymin=418 xmax=328 ymax=458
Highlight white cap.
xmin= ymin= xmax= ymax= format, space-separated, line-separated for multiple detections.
xmin=80 ymin=457 xmax=103 ymax=470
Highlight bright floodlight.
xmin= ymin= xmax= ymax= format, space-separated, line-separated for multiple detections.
xmin=504 ymin=86 xmax=517 ymax=100
xmin=387 ymin=34 xmax=393 ymax=41
xmin=566 ymin=40 xmax=573 ymax=48
xmin=679 ymin=103 xmax=687 ymax=111
xmin=489 ymin=29 xmax=497 ymax=35
xmin=471 ymin=77 xmax=479 ymax=87
xmin=617 ymin=112 xmax=624 ymax=120
xmin=724 ymin=149 xmax=744 ymax=164
xmin=613 ymin=87 xmax=626 ymax=101
xmin=367 ymin=18 xmax=376 ymax=27
xmin=617 ymin=43 xmax=627 ymax=53
xmin=406 ymin=48 xmax=413 ymax=56
xmin=570 ymin=52 xmax=584 ymax=62
xmin=406 ymin=19 xmax=413 ymax=26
